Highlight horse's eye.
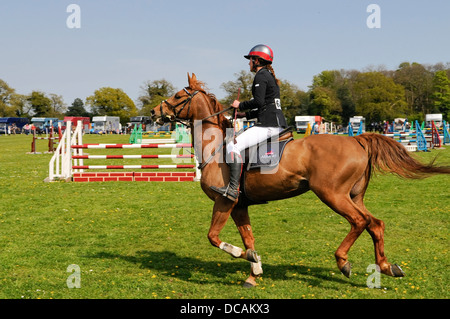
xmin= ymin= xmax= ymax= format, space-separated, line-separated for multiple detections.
xmin=175 ymin=95 xmax=181 ymax=99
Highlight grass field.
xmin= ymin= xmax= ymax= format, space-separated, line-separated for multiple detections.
xmin=0 ymin=133 xmax=448 ymax=299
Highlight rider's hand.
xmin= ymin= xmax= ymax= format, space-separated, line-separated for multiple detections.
xmin=231 ymin=100 xmax=240 ymax=109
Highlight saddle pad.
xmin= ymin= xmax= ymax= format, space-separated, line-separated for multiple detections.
xmin=246 ymin=138 xmax=292 ymax=170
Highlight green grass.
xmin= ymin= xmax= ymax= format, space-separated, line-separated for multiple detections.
xmin=0 ymin=133 xmax=448 ymax=299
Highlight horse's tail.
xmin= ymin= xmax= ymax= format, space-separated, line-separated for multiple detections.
xmin=354 ymin=133 xmax=450 ymax=179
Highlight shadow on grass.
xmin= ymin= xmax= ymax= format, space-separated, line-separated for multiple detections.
xmin=87 ymin=250 xmax=366 ymax=289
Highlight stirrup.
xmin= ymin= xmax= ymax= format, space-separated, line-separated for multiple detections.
xmin=210 ymin=185 xmax=239 ymax=202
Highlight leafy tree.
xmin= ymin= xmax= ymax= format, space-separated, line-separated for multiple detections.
xmin=138 ymin=79 xmax=176 ymax=115
xmin=431 ymin=70 xmax=450 ymax=119
xmin=336 ymin=85 xmax=355 ymax=123
xmin=28 ymin=91 xmax=52 ymax=117
xmin=48 ymin=93 xmax=66 ymax=117
xmin=309 ymin=86 xmax=342 ymax=123
xmin=311 ymin=70 xmax=342 ymax=89
xmin=8 ymin=94 xmax=30 ymax=117
xmin=66 ymin=98 xmax=90 ymax=117
xmin=352 ymin=72 xmax=407 ymax=123
xmin=310 ymin=69 xmax=356 ymax=123
xmin=295 ymin=90 xmax=311 ymax=116
xmin=0 ymin=79 xmax=17 ymax=117
xmin=86 ymin=87 xmax=137 ymax=124
xmin=393 ymin=62 xmax=433 ymax=116
xmin=220 ymin=70 xmax=254 ymax=106
xmin=1 ymin=80 xmax=64 ymax=118
xmin=279 ymin=80 xmax=306 ymax=126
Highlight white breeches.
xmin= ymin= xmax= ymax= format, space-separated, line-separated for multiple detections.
xmin=226 ymin=126 xmax=283 ymax=154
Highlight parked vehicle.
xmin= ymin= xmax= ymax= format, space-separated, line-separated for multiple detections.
xmin=64 ymin=116 xmax=91 ymax=132
xmin=349 ymin=116 xmax=366 ymax=134
xmin=0 ymin=117 xmax=29 ymax=134
xmin=295 ymin=115 xmax=322 ymax=133
xmin=92 ymin=116 xmax=121 ymax=134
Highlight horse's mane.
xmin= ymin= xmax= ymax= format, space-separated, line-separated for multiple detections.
xmin=189 ymin=79 xmax=231 ymax=131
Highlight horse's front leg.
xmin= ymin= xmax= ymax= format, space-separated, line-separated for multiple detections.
xmin=207 ymin=196 xmax=236 ymax=248
xmin=231 ymin=206 xmax=263 ymax=288
xmin=207 ymin=198 xmax=262 ymax=287
xmin=207 ymin=198 xmax=246 ymax=258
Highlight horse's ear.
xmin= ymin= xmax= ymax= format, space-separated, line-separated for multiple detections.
xmin=188 ymin=73 xmax=197 ymax=88
xmin=187 ymin=72 xmax=195 ymax=87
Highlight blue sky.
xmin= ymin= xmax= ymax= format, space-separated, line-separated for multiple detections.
xmin=1 ymin=0 xmax=449 ymax=107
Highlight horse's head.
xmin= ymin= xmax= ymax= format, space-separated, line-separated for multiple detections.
xmin=151 ymin=73 xmax=201 ymax=125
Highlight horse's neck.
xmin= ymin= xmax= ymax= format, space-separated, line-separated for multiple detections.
xmin=194 ymin=94 xmax=230 ymax=131
xmin=191 ymin=119 xmax=228 ymax=169
xmin=191 ymin=95 xmax=230 ymax=166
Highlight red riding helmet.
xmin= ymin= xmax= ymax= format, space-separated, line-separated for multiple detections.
xmin=244 ymin=44 xmax=274 ymax=64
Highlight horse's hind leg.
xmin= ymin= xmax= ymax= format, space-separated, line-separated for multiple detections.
xmin=353 ymin=195 xmax=405 ymax=277
xmin=231 ymin=206 xmax=263 ymax=288
xmin=314 ymin=191 xmax=370 ymax=277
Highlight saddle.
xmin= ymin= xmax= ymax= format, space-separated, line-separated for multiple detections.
xmin=237 ymin=127 xmax=294 ymax=207
xmin=245 ymin=130 xmax=293 ymax=171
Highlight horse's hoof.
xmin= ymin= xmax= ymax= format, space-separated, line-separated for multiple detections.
xmin=243 ymin=279 xmax=256 ymax=289
xmin=245 ymin=249 xmax=259 ymax=263
xmin=391 ymin=264 xmax=405 ymax=277
xmin=340 ymin=262 xmax=352 ymax=278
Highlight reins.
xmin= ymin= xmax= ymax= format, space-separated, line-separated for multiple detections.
xmin=201 ymin=106 xmax=233 ymax=121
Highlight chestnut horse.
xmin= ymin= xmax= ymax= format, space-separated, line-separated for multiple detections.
xmin=151 ymin=73 xmax=450 ymax=288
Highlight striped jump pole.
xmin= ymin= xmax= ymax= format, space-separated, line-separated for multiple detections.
xmin=71 ymin=143 xmax=192 ymax=149
xmin=72 ymin=164 xmax=195 ymax=170
xmin=72 ymin=154 xmax=194 ymax=159
xmin=383 ymin=133 xmax=416 ymax=137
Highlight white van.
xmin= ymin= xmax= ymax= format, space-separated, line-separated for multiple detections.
xmin=92 ymin=116 xmax=121 ymax=134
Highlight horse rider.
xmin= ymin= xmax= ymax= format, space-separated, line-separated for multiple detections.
xmin=210 ymin=44 xmax=288 ymax=202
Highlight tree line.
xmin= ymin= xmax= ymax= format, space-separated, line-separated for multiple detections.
xmin=1 ymin=62 xmax=449 ymax=126
xmin=221 ymin=62 xmax=450 ymax=126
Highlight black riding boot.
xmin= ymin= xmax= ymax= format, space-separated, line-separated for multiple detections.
xmin=210 ymin=152 xmax=242 ymax=202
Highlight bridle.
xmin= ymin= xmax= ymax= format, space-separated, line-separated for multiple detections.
xmin=159 ymin=87 xmax=199 ymax=124
xmin=158 ymin=87 xmax=232 ymax=125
